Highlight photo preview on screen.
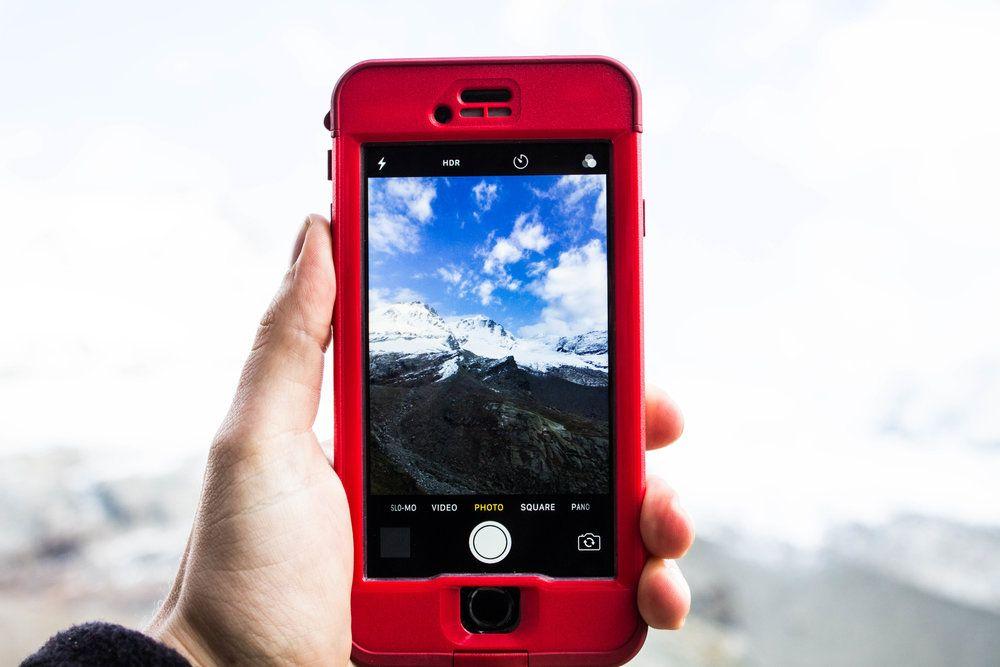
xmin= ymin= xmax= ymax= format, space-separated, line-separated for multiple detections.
xmin=362 ymin=142 xmax=615 ymax=578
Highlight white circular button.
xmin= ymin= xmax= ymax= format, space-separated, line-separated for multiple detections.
xmin=469 ymin=521 xmax=512 ymax=564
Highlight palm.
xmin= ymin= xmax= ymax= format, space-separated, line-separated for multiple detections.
xmin=176 ymin=431 xmax=353 ymax=664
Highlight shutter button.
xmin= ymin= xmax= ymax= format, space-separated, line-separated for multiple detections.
xmin=469 ymin=521 xmax=511 ymax=564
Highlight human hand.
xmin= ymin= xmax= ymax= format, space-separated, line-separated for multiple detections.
xmin=147 ymin=215 xmax=693 ymax=665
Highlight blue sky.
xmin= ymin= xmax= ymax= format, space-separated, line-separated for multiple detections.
xmin=368 ymin=174 xmax=607 ymax=338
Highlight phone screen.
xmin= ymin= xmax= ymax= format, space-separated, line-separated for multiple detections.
xmin=363 ymin=142 xmax=614 ymax=578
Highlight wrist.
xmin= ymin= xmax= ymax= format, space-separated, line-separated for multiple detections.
xmin=147 ymin=611 xmax=218 ymax=667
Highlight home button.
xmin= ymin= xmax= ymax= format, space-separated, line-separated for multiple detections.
xmin=461 ymin=587 xmax=520 ymax=634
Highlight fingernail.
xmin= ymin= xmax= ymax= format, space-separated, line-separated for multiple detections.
xmin=664 ymin=559 xmax=692 ymax=628
xmin=290 ymin=217 xmax=311 ymax=266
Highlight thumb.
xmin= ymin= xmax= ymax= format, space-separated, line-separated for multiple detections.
xmin=216 ymin=214 xmax=336 ymax=447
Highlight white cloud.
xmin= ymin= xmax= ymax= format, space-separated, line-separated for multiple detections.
xmin=642 ymin=0 xmax=1000 ymax=548
xmin=484 ymin=237 xmax=523 ymax=274
xmin=526 ymin=260 xmax=550 ymax=277
xmin=436 ymin=265 xmax=463 ymax=285
xmin=385 ymin=178 xmax=436 ymax=222
xmin=369 ymin=211 xmax=421 ymax=255
xmin=476 ymin=280 xmax=497 ymax=306
xmin=472 ymin=180 xmax=499 ymax=211
xmin=522 ymin=239 xmax=607 ymax=337
xmin=368 ymin=178 xmax=437 ymax=254
xmin=482 ymin=210 xmax=552 ymax=277
xmin=533 ymin=174 xmax=606 ymax=233
xmin=509 ymin=210 xmax=553 ymax=252
xmin=554 ymin=174 xmax=602 ymax=209
xmin=592 ymin=178 xmax=607 ymax=232
xmin=436 ymin=265 xmax=476 ymax=299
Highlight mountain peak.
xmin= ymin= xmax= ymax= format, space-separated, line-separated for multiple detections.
xmin=378 ymin=299 xmax=439 ymax=316
xmin=369 ymin=300 xmax=457 ymax=356
xmin=555 ymin=330 xmax=608 ymax=355
xmin=449 ymin=314 xmax=513 ymax=337
xmin=447 ymin=313 xmax=516 ymax=357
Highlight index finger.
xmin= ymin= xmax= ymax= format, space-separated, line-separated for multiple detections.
xmin=646 ymin=385 xmax=684 ymax=450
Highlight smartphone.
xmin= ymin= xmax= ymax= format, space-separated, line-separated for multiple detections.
xmin=329 ymin=57 xmax=646 ymax=665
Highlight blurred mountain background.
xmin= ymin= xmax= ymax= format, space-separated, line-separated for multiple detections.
xmin=2 ymin=1 xmax=999 ymax=664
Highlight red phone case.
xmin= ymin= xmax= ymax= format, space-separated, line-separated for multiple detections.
xmin=329 ymin=57 xmax=646 ymax=666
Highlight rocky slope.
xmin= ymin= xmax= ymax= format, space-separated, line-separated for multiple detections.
xmin=367 ymin=302 xmax=610 ymax=494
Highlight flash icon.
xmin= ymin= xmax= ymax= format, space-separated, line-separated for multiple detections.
xmin=378 ymin=157 xmax=386 ymax=171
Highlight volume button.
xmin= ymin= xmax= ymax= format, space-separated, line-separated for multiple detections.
xmin=642 ymin=198 xmax=646 ymax=237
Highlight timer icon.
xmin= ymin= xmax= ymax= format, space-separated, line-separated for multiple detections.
xmin=513 ymin=153 xmax=529 ymax=170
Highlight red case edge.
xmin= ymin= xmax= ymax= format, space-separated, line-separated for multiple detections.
xmin=331 ymin=56 xmax=647 ymax=666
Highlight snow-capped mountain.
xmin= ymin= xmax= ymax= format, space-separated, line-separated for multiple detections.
xmin=369 ymin=301 xmax=459 ymax=355
xmin=367 ymin=301 xmax=611 ymax=495
xmin=556 ymin=331 xmax=608 ymax=356
xmin=368 ymin=301 xmax=608 ymax=385
xmin=446 ymin=314 xmax=516 ymax=359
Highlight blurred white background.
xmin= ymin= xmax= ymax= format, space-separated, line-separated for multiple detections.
xmin=2 ymin=1 xmax=999 ymax=664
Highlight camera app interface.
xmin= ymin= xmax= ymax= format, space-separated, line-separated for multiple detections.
xmin=364 ymin=142 xmax=614 ymax=578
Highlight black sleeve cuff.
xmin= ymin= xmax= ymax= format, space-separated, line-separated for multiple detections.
xmin=21 ymin=622 xmax=191 ymax=667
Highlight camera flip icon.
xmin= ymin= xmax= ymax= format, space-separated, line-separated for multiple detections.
xmin=577 ymin=532 xmax=602 ymax=552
